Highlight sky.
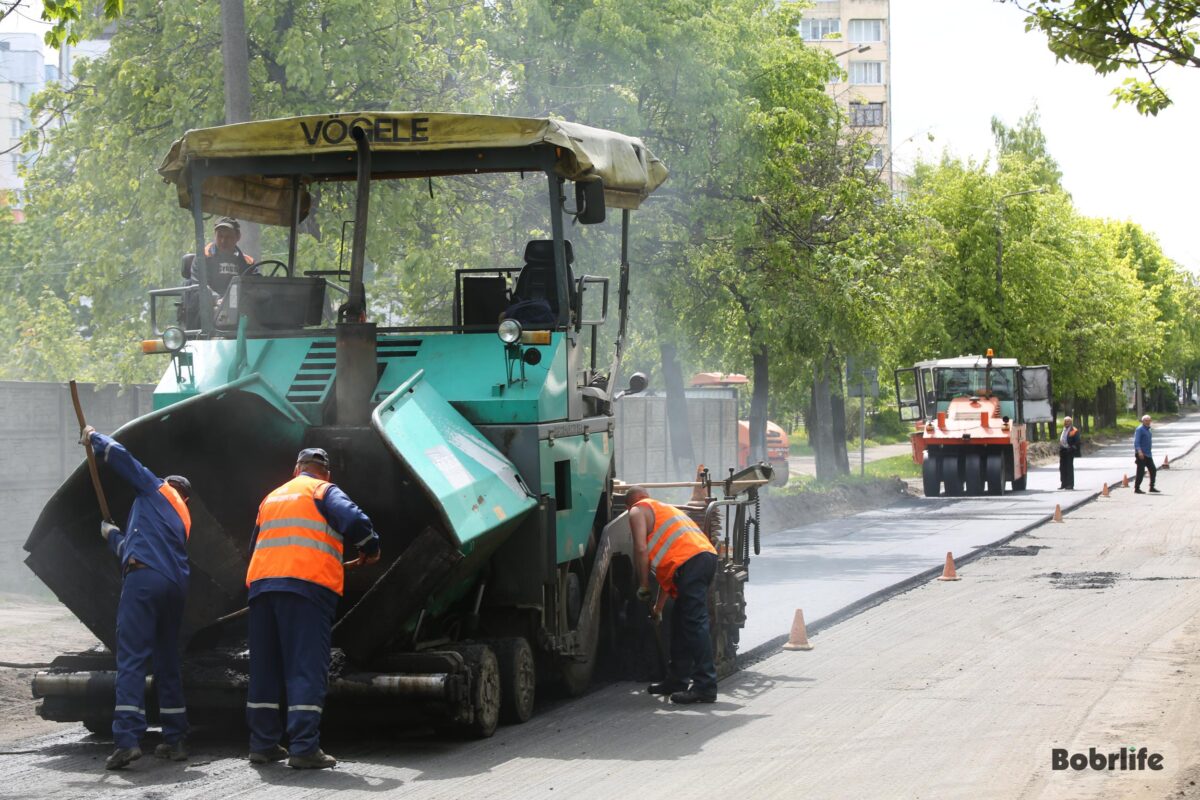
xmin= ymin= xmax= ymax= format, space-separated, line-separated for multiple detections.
xmin=891 ymin=0 xmax=1200 ymax=273
xmin=2 ymin=1 xmax=1199 ymax=271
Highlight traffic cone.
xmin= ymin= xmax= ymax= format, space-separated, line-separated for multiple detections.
xmin=782 ymin=609 xmax=814 ymax=651
xmin=938 ymin=551 xmax=961 ymax=581
xmin=1053 ymin=504 xmax=1063 ymax=523
xmin=1122 ymin=474 xmax=1129 ymax=488
xmin=1162 ymin=455 xmax=1171 ymax=470
xmin=1101 ymin=482 xmax=1110 ymax=497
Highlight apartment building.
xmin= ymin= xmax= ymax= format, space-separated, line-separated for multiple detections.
xmin=0 ymin=32 xmax=55 ymax=213
xmin=799 ymin=0 xmax=892 ymax=187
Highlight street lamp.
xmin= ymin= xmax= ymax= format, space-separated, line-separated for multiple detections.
xmin=832 ymin=44 xmax=872 ymax=58
xmin=995 ymin=187 xmax=1047 ymax=351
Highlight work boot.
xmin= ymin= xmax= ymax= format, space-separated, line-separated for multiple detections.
xmin=154 ymin=740 xmax=188 ymax=761
xmin=248 ymin=744 xmax=289 ymax=765
xmin=669 ymin=689 xmax=717 ymax=705
xmin=104 ymin=746 xmax=142 ymax=770
xmin=647 ymin=679 xmax=688 ymax=696
xmin=1135 ymin=488 xmax=1146 ymax=494
xmin=288 ymin=749 xmax=337 ymax=770
xmin=1149 ymin=487 xmax=1161 ymax=493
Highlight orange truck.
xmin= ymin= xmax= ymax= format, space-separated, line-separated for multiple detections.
xmin=894 ymin=351 xmax=1052 ymax=497
xmin=737 ymin=420 xmax=790 ymax=486
xmin=690 ymin=373 xmax=790 ymax=485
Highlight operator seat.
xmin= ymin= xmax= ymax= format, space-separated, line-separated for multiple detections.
xmin=508 ymin=239 xmax=575 ymax=328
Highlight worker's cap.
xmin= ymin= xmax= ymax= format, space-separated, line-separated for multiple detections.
xmin=165 ymin=475 xmax=191 ymax=501
xmin=296 ymin=447 xmax=331 ymax=468
xmin=214 ymin=216 xmax=241 ymax=232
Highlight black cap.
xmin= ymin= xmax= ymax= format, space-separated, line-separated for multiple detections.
xmin=165 ymin=475 xmax=191 ymax=501
xmin=214 ymin=216 xmax=240 ymax=232
xmin=297 ymin=447 xmax=330 ymax=468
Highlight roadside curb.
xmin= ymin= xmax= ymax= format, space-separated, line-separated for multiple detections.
xmin=736 ymin=432 xmax=1200 ymax=671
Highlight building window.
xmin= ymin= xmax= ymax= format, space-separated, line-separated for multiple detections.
xmin=848 ymin=19 xmax=884 ymax=43
xmin=849 ymin=61 xmax=884 ymax=85
xmin=850 ymin=102 xmax=884 ymax=127
xmin=799 ymin=18 xmax=840 ymax=41
xmin=866 ymin=149 xmax=884 ymax=170
xmin=10 ymin=119 xmax=18 ymax=138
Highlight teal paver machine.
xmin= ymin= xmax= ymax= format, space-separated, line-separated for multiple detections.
xmin=25 ymin=113 xmax=769 ymax=736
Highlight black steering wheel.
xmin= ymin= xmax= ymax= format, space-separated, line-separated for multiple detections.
xmin=255 ymin=259 xmax=291 ymax=278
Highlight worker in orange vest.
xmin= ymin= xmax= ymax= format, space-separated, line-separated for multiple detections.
xmin=244 ymin=447 xmax=381 ymax=769
xmin=625 ymin=485 xmax=719 ymax=704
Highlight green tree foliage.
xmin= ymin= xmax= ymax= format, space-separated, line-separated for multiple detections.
xmin=1011 ymin=0 xmax=1200 ymax=115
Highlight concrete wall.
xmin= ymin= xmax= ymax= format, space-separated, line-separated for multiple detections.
xmin=0 ymin=381 xmax=154 ymax=595
xmin=614 ymin=389 xmax=739 ymax=504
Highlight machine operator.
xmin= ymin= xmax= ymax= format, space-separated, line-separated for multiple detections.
xmin=244 ymin=447 xmax=381 ymax=770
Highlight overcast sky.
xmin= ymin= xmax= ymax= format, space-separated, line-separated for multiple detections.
xmin=3 ymin=1 xmax=1198 ymax=271
xmin=891 ymin=0 xmax=1200 ymax=273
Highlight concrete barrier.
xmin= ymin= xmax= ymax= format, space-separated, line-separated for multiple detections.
xmin=0 ymin=381 xmax=154 ymax=595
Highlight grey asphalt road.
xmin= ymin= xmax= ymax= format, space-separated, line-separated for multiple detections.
xmin=741 ymin=414 xmax=1200 ymax=651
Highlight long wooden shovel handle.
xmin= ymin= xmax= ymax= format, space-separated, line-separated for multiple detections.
xmin=69 ymin=380 xmax=114 ymax=524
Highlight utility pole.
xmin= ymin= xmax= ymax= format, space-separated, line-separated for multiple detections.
xmin=220 ymin=0 xmax=259 ymax=258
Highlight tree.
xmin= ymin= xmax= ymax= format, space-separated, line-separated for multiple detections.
xmin=39 ymin=0 xmax=123 ymax=47
xmin=1010 ymin=0 xmax=1200 ymax=115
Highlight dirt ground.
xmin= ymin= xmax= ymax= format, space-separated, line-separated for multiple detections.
xmin=0 ymin=597 xmax=96 ymax=747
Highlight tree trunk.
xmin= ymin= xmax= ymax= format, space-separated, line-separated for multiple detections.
xmin=831 ymin=382 xmax=850 ymax=474
xmin=811 ymin=351 xmax=846 ymax=480
xmin=220 ymin=0 xmax=260 ymax=258
xmin=1095 ymin=380 xmax=1117 ymax=429
xmin=659 ymin=342 xmax=694 ymax=478
xmin=748 ymin=343 xmax=769 ymax=466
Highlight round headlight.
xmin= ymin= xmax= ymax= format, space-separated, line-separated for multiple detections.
xmin=162 ymin=326 xmax=187 ymax=353
xmin=498 ymin=319 xmax=523 ymax=344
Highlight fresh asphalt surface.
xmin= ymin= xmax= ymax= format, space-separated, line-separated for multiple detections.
xmin=740 ymin=414 xmax=1200 ymax=651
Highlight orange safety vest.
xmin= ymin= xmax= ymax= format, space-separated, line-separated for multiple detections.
xmin=633 ymin=498 xmax=716 ymax=595
xmin=246 ymin=474 xmax=344 ymax=595
xmin=159 ymin=483 xmax=191 ymax=537
xmin=204 ymin=241 xmax=255 ymax=265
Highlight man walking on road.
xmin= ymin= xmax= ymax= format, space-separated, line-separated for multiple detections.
xmin=245 ymin=447 xmax=381 ymax=769
xmin=1058 ymin=416 xmax=1081 ymax=490
xmin=625 ymin=486 xmax=719 ymax=705
xmin=1134 ymin=414 xmax=1159 ymax=494
xmin=81 ymin=426 xmax=192 ymax=770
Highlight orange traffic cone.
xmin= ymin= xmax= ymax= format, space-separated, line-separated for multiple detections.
xmin=1101 ymin=482 xmax=1110 ymax=497
xmin=1122 ymin=474 xmax=1129 ymax=488
xmin=938 ymin=551 xmax=961 ymax=581
xmin=1053 ymin=504 xmax=1063 ymax=523
xmin=1162 ymin=455 xmax=1171 ymax=470
xmin=782 ymin=609 xmax=814 ymax=651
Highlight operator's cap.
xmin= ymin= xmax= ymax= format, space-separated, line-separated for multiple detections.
xmin=296 ymin=447 xmax=331 ymax=468
xmin=214 ymin=216 xmax=240 ymax=232
xmin=165 ymin=475 xmax=192 ymax=501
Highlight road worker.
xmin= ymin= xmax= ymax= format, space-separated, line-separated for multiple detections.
xmin=80 ymin=425 xmax=192 ymax=770
xmin=625 ymin=485 xmax=719 ymax=704
xmin=245 ymin=447 xmax=381 ymax=769
xmin=1134 ymin=414 xmax=1159 ymax=494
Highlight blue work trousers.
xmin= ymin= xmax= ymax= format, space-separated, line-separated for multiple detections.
xmin=246 ymin=591 xmax=333 ymax=756
xmin=113 ymin=567 xmax=187 ymax=749
xmin=668 ymin=551 xmax=719 ymax=695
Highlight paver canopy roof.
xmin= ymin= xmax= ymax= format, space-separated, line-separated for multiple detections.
xmin=158 ymin=112 xmax=669 ymax=225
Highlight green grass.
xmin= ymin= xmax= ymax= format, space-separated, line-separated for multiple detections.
xmin=788 ymin=440 xmax=814 ymax=456
xmin=862 ymin=454 xmax=921 ymax=479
